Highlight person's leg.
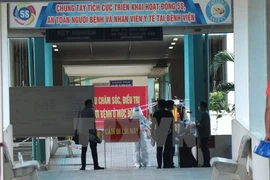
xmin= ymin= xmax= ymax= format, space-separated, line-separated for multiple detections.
xmin=133 ymin=142 xmax=140 ymax=167
xmin=201 ymin=138 xmax=210 ymax=167
xmin=156 ymin=146 xmax=163 ymax=168
xmin=90 ymin=140 xmax=104 ymax=169
xmin=80 ymin=146 xmax=87 ymax=170
xmin=140 ymin=132 xmax=150 ymax=166
xmin=172 ymin=146 xmax=175 ymax=167
xmin=163 ymin=135 xmax=173 ymax=168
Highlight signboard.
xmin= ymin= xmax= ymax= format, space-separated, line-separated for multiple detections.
xmin=46 ymin=27 xmax=163 ymax=42
xmin=104 ymin=118 xmax=140 ymax=142
xmin=109 ymin=80 xmax=133 ymax=86
xmin=94 ymin=86 xmax=148 ymax=129
xmin=9 ymin=0 xmax=232 ymax=29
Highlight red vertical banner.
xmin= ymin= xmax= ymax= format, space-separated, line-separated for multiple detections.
xmin=94 ymin=86 xmax=148 ymax=129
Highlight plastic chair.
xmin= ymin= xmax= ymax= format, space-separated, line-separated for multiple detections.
xmin=3 ymin=142 xmax=40 ymax=180
xmin=210 ymin=134 xmax=251 ymax=180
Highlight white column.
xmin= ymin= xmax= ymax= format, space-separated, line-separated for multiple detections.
xmin=226 ymin=33 xmax=234 ymax=106
xmin=0 ymin=3 xmax=8 ymax=180
xmin=234 ymin=0 xmax=267 ymax=134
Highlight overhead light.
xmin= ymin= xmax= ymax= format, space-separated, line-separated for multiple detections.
xmin=52 ymin=45 xmax=57 ymax=48
xmin=54 ymin=49 xmax=59 ymax=52
xmin=171 ymin=42 xmax=176 ymax=45
xmin=173 ymin=38 xmax=178 ymax=41
xmin=169 ymin=46 xmax=173 ymax=49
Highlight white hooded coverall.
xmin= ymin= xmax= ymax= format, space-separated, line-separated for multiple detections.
xmin=130 ymin=106 xmax=150 ymax=167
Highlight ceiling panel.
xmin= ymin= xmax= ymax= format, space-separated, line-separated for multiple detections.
xmin=64 ymin=64 xmax=154 ymax=77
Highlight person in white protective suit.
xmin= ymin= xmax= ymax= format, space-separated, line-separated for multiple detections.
xmin=130 ymin=106 xmax=151 ymax=167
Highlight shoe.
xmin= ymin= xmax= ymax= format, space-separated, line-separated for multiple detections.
xmin=202 ymin=164 xmax=211 ymax=167
xmin=157 ymin=167 xmax=161 ymax=169
xmin=134 ymin=163 xmax=140 ymax=168
xmin=94 ymin=166 xmax=104 ymax=170
xmin=146 ymin=163 xmax=151 ymax=167
xmin=80 ymin=167 xmax=85 ymax=170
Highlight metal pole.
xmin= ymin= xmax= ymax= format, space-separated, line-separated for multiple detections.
xmin=104 ymin=142 xmax=106 ymax=169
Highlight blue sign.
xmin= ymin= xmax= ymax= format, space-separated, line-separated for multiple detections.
xmin=110 ymin=80 xmax=133 ymax=86
xmin=9 ymin=0 xmax=232 ymax=29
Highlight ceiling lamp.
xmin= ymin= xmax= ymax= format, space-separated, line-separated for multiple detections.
xmin=52 ymin=45 xmax=57 ymax=48
xmin=171 ymin=42 xmax=176 ymax=45
xmin=173 ymin=38 xmax=178 ymax=41
xmin=169 ymin=46 xmax=173 ymax=49
xmin=54 ymin=49 xmax=59 ymax=52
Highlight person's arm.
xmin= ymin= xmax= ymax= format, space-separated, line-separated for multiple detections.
xmin=151 ymin=113 xmax=157 ymax=139
xmin=265 ymin=80 xmax=270 ymax=141
xmin=265 ymin=96 xmax=270 ymax=140
xmin=89 ymin=109 xmax=97 ymax=134
xmin=142 ymin=116 xmax=150 ymax=129
xmin=197 ymin=113 xmax=207 ymax=128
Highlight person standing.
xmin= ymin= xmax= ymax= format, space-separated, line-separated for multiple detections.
xmin=196 ymin=101 xmax=211 ymax=167
xmin=151 ymin=99 xmax=174 ymax=168
xmin=166 ymin=100 xmax=176 ymax=168
xmin=79 ymin=99 xmax=104 ymax=170
xmin=130 ymin=106 xmax=151 ymax=167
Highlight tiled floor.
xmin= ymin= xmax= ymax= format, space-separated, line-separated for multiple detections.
xmin=39 ymin=168 xmax=212 ymax=180
xmin=40 ymin=139 xmax=212 ymax=180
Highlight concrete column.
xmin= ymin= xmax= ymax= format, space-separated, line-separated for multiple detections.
xmin=184 ymin=34 xmax=204 ymax=121
xmin=27 ymin=38 xmax=34 ymax=86
xmin=163 ymin=72 xmax=170 ymax=100
xmin=234 ymin=0 xmax=267 ymax=133
xmin=85 ymin=79 xmax=90 ymax=85
xmin=33 ymin=38 xmax=53 ymax=86
xmin=148 ymin=78 xmax=154 ymax=114
xmin=32 ymin=38 xmax=53 ymax=162
xmin=233 ymin=1 xmax=270 ymax=180
xmin=0 ymin=4 xmax=9 ymax=129
xmin=0 ymin=3 xmax=9 ymax=178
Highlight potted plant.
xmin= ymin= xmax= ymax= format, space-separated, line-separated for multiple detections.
xmin=210 ymin=50 xmax=235 ymax=132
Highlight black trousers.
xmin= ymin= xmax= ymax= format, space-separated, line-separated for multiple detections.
xmin=200 ymin=138 xmax=211 ymax=166
xmin=81 ymin=140 xmax=99 ymax=168
xmin=156 ymin=135 xmax=173 ymax=168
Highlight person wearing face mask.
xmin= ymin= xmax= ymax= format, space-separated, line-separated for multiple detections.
xmin=130 ymin=106 xmax=151 ymax=167
xmin=196 ymin=101 xmax=211 ymax=167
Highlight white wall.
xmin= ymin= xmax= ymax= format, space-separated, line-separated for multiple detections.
xmin=9 ymin=40 xmax=14 ymax=88
xmin=89 ymin=76 xmax=148 ymax=86
xmin=232 ymin=120 xmax=270 ymax=180
xmin=226 ymin=33 xmax=234 ymax=106
xmin=3 ymin=125 xmax=13 ymax=163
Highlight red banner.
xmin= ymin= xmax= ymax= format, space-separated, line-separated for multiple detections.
xmin=104 ymin=118 xmax=140 ymax=142
xmin=94 ymin=86 xmax=148 ymax=129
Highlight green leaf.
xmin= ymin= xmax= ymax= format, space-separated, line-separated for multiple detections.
xmin=216 ymin=82 xmax=235 ymax=93
xmin=217 ymin=114 xmax=222 ymax=119
xmin=210 ymin=50 xmax=234 ymax=75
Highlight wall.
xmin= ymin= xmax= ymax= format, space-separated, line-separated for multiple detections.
xmin=9 ymin=40 xmax=15 ymax=88
xmin=3 ymin=125 xmax=13 ymax=163
xmin=170 ymin=45 xmax=185 ymax=99
xmin=53 ymin=61 xmax=63 ymax=86
xmin=89 ymin=76 xmax=148 ymax=86
xmin=232 ymin=120 xmax=270 ymax=180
